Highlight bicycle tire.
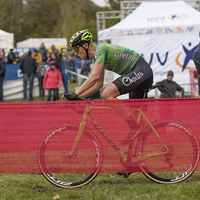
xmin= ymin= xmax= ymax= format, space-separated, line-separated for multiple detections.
xmin=137 ymin=120 xmax=199 ymax=184
xmin=38 ymin=124 xmax=102 ymax=188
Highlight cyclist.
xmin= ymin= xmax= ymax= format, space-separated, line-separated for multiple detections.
xmin=63 ymin=29 xmax=153 ymax=175
xmin=63 ymin=29 xmax=153 ymax=100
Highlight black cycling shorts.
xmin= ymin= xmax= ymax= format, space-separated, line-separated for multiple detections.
xmin=113 ymin=56 xmax=153 ymax=99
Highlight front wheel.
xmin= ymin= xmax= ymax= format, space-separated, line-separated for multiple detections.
xmin=138 ymin=120 xmax=199 ymax=184
xmin=38 ymin=124 xmax=102 ymax=188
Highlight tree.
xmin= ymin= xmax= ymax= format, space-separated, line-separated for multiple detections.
xmin=58 ymin=0 xmax=102 ymax=42
xmin=108 ymin=0 xmax=120 ymax=10
xmin=0 ymin=0 xmax=105 ymax=45
xmin=0 ymin=0 xmax=24 ymax=44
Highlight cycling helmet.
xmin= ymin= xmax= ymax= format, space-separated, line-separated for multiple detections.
xmin=69 ymin=29 xmax=92 ymax=48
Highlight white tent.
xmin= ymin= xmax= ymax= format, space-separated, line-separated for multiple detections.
xmin=0 ymin=29 xmax=14 ymax=48
xmin=98 ymin=1 xmax=200 ymax=97
xmin=17 ymin=38 xmax=67 ymax=48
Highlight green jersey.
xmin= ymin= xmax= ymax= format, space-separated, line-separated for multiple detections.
xmin=94 ymin=43 xmax=141 ymax=75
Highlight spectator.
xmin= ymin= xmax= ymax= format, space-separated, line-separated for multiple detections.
xmin=55 ymin=48 xmax=61 ymax=59
xmin=0 ymin=49 xmax=8 ymax=63
xmin=51 ymin=52 xmax=62 ymax=99
xmin=32 ymin=49 xmax=42 ymax=63
xmin=0 ymin=51 xmax=6 ymax=101
xmin=36 ymin=62 xmax=46 ymax=100
xmin=38 ymin=42 xmax=48 ymax=62
xmin=13 ymin=52 xmax=20 ymax=64
xmin=22 ymin=51 xmax=28 ymax=58
xmin=20 ymin=50 xmax=37 ymax=101
xmin=63 ymin=44 xmax=76 ymax=83
xmin=156 ymin=70 xmax=184 ymax=98
xmin=46 ymin=51 xmax=51 ymax=63
xmin=62 ymin=61 xmax=68 ymax=93
xmin=80 ymin=60 xmax=91 ymax=85
xmin=105 ymin=39 xmax=111 ymax=44
xmin=43 ymin=61 xmax=62 ymax=101
xmin=193 ymin=32 xmax=200 ymax=95
xmin=53 ymin=48 xmax=69 ymax=93
xmin=51 ymin=52 xmax=62 ymax=72
xmin=7 ymin=47 xmax=15 ymax=64
xmin=50 ymin=44 xmax=58 ymax=54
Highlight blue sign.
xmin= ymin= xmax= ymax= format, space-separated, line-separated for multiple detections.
xmin=4 ymin=60 xmax=93 ymax=81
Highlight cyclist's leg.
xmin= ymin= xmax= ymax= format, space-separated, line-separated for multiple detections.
xmin=101 ymin=83 xmax=120 ymax=99
xmin=102 ymin=57 xmax=153 ymax=175
xmin=129 ymin=74 xmax=153 ymax=99
xmin=101 ymin=83 xmax=130 ymax=119
xmin=102 ymin=57 xmax=153 ymax=127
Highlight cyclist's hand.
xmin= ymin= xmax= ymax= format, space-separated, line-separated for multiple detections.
xmin=63 ymin=91 xmax=81 ymax=100
xmin=62 ymin=94 xmax=66 ymax=100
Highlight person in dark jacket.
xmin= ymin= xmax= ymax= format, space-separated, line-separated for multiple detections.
xmin=20 ymin=50 xmax=37 ymax=101
xmin=157 ymin=70 xmax=184 ymax=98
xmin=50 ymin=51 xmax=62 ymax=99
xmin=7 ymin=47 xmax=15 ymax=64
xmin=38 ymin=42 xmax=48 ymax=62
xmin=193 ymin=32 xmax=200 ymax=95
xmin=0 ymin=51 xmax=6 ymax=101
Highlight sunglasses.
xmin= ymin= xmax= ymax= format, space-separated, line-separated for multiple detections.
xmin=73 ymin=45 xmax=81 ymax=53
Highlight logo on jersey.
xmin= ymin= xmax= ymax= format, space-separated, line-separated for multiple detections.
xmin=114 ymin=51 xmax=135 ymax=61
xmin=95 ymin=46 xmax=100 ymax=59
xmin=122 ymin=72 xmax=144 ymax=86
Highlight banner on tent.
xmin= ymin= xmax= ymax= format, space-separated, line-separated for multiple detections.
xmin=112 ymin=32 xmax=199 ymax=94
xmin=111 ymin=26 xmax=197 ymax=37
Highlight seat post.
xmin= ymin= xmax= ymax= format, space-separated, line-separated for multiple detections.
xmin=142 ymin=89 xmax=149 ymax=99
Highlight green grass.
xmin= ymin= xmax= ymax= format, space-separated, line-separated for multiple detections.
xmin=0 ymin=173 xmax=200 ymax=200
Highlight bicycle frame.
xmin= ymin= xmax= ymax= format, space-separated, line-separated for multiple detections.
xmin=68 ymin=105 xmax=169 ymax=163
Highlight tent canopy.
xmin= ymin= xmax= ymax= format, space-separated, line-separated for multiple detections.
xmin=98 ymin=1 xmax=200 ymax=97
xmin=98 ymin=1 xmax=200 ymax=40
xmin=17 ymin=38 xmax=67 ymax=48
xmin=0 ymin=29 xmax=14 ymax=48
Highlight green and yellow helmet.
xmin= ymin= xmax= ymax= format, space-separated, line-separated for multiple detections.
xmin=69 ymin=29 xmax=92 ymax=47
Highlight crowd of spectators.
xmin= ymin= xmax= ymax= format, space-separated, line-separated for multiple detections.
xmin=0 ymin=40 xmax=199 ymax=102
xmin=0 ymin=42 xmax=77 ymax=102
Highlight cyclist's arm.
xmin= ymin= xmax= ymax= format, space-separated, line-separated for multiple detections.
xmin=79 ymin=69 xmax=104 ymax=98
xmin=75 ymin=63 xmax=104 ymax=98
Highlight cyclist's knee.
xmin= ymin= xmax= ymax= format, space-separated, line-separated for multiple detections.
xmin=101 ymin=90 xmax=116 ymax=99
xmin=101 ymin=91 xmax=109 ymax=99
xmin=101 ymin=83 xmax=120 ymax=99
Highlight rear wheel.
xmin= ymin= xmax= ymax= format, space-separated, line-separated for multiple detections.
xmin=38 ymin=124 xmax=102 ymax=188
xmin=138 ymin=120 xmax=199 ymax=183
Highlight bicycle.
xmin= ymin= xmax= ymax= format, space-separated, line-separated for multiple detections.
xmin=37 ymin=86 xmax=200 ymax=188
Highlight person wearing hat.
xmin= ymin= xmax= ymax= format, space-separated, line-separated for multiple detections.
xmin=156 ymin=70 xmax=184 ymax=98
xmin=193 ymin=31 xmax=200 ymax=95
xmin=7 ymin=47 xmax=15 ymax=64
xmin=43 ymin=61 xmax=62 ymax=101
xmin=13 ymin=52 xmax=20 ymax=64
